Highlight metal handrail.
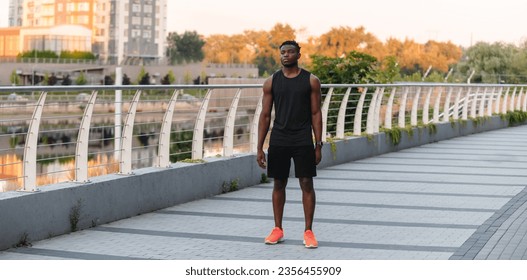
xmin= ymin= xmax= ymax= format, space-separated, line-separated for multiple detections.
xmin=1 ymin=83 xmax=526 ymax=192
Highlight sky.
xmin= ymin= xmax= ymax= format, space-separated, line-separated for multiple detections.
xmin=1 ymin=0 xmax=526 ymax=47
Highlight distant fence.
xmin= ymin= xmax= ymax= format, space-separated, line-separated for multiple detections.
xmin=1 ymin=83 xmax=526 ymax=192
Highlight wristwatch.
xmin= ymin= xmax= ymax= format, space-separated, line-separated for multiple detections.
xmin=315 ymin=141 xmax=323 ymax=147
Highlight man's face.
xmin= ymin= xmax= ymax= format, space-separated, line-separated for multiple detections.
xmin=280 ymin=45 xmax=300 ymax=67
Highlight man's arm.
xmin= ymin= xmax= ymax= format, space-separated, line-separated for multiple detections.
xmin=256 ymin=76 xmax=273 ymax=169
xmin=310 ymin=74 xmax=323 ymax=165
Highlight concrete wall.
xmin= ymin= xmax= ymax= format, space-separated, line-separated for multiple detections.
xmin=0 ymin=116 xmax=516 ymax=250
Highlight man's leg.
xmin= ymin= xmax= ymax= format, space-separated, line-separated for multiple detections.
xmin=298 ymin=177 xmax=315 ymax=231
xmin=272 ymin=178 xmax=288 ymax=229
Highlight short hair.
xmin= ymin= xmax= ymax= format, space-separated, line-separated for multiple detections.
xmin=279 ymin=40 xmax=301 ymax=52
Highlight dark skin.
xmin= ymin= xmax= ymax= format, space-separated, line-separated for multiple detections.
xmin=256 ymin=44 xmax=323 ymax=232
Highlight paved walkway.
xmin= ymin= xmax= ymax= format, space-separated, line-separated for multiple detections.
xmin=1 ymin=125 xmax=527 ymax=260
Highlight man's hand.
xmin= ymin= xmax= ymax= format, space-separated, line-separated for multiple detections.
xmin=257 ymin=150 xmax=267 ymax=169
xmin=315 ymin=146 xmax=322 ymax=165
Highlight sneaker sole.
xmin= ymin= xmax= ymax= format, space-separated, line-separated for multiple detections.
xmin=265 ymin=238 xmax=284 ymax=245
xmin=303 ymin=241 xmax=318 ymax=248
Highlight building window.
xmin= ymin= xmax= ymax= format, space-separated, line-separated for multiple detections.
xmin=132 ymin=4 xmax=141 ymax=12
xmin=144 ymin=18 xmax=152 ymax=26
xmin=132 ymin=17 xmax=141 ymax=25
xmin=144 ymin=5 xmax=152 ymax=13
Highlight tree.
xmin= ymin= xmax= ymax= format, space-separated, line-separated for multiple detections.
xmin=75 ymin=72 xmax=87 ymax=85
xmin=47 ymin=73 xmax=58 ymax=85
xmin=456 ymin=42 xmax=518 ymax=83
xmin=161 ymin=70 xmax=176 ymax=85
xmin=10 ymin=70 xmax=20 ymax=85
xmin=136 ymin=67 xmax=150 ymax=85
xmin=167 ymin=31 xmax=205 ymax=64
xmin=103 ymin=75 xmax=114 ymax=85
xmin=309 ymin=51 xmax=380 ymax=133
xmin=243 ymin=23 xmax=296 ymax=76
xmin=62 ymin=75 xmax=72 ymax=85
xmin=122 ymin=74 xmax=131 ymax=85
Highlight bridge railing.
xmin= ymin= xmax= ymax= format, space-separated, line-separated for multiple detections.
xmin=1 ymin=83 xmax=526 ymax=192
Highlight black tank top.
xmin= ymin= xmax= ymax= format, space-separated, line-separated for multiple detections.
xmin=270 ymin=68 xmax=313 ymax=146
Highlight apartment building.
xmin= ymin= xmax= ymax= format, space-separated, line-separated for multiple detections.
xmin=2 ymin=0 xmax=167 ymax=64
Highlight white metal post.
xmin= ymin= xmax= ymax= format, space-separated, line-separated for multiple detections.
xmin=442 ymin=87 xmax=453 ymax=122
xmin=321 ymin=87 xmax=334 ymax=141
xmin=432 ymin=87 xmax=444 ymax=123
xmin=156 ymin=89 xmax=180 ymax=167
xmin=509 ymin=87 xmax=517 ymax=112
xmin=470 ymin=87 xmax=479 ymax=118
xmin=337 ymin=87 xmax=352 ymax=138
xmin=22 ymin=92 xmax=47 ymax=192
xmin=462 ymin=87 xmax=471 ymax=120
xmin=516 ymin=88 xmax=523 ymax=111
xmin=373 ymin=87 xmax=384 ymax=133
xmin=422 ymin=87 xmax=433 ymax=124
xmin=249 ymin=92 xmax=263 ymax=153
xmin=366 ymin=87 xmax=380 ymax=134
xmin=453 ymin=87 xmax=462 ymax=120
xmin=501 ymin=87 xmax=511 ymax=114
xmin=384 ymin=87 xmax=397 ymax=129
xmin=478 ymin=87 xmax=488 ymax=117
xmin=115 ymin=67 xmax=122 ymax=161
xmin=192 ymin=89 xmax=213 ymax=159
xmin=410 ymin=87 xmax=421 ymax=126
xmin=353 ymin=87 xmax=368 ymax=136
xmin=398 ymin=87 xmax=409 ymax=127
xmin=494 ymin=87 xmax=503 ymax=114
xmin=119 ymin=90 xmax=141 ymax=175
xmin=223 ymin=89 xmax=242 ymax=157
xmin=75 ymin=91 xmax=98 ymax=183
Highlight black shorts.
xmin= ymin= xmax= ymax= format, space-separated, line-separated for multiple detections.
xmin=267 ymin=145 xmax=317 ymax=179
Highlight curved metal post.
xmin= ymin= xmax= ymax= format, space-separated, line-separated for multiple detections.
xmin=422 ymin=87 xmax=433 ymax=124
xmin=494 ymin=87 xmax=503 ymax=114
xmin=337 ymin=87 xmax=352 ymax=138
xmin=223 ymin=89 xmax=242 ymax=157
xmin=510 ymin=87 xmax=517 ymax=111
xmin=501 ymin=87 xmax=510 ymax=114
xmin=442 ymin=87 xmax=453 ymax=122
xmin=119 ymin=90 xmax=141 ymax=175
xmin=192 ymin=89 xmax=213 ymax=159
xmin=249 ymin=92 xmax=263 ymax=153
xmin=352 ymin=87 xmax=367 ymax=136
xmin=522 ymin=87 xmax=527 ymax=112
xmin=398 ymin=87 xmax=409 ymax=127
xmin=321 ymin=87 xmax=334 ymax=141
xmin=22 ymin=92 xmax=47 ymax=191
xmin=156 ymin=89 xmax=180 ymax=167
xmin=373 ymin=87 xmax=385 ymax=133
xmin=433 ymin=87 xmax=444 ymax=123
xmin=366 ymin=87 xmax=380 ymax=134
xmin=486 ymin=87 xmax=495 ymax=116
xmin=470 ymin=87 xmax=479 ymax=118
xmin=75 ymin=90 xmax=98 ymax=182
xmin=452 ymin=87 xmax=462 ymax=120
xmin=516 ymin=88 xmax=523 ymax=111
xmin=478 ymin=87 xmax=488 ymax=117
xmin=384 ymin=87 xmax=397 ymax=129
xmin=410 ymin=87 xmax=421 ymax=126
xmin=462 ymin=87 xmax=471 ymax=120
xmin=366 ymin=87 xmax=384 ymax=134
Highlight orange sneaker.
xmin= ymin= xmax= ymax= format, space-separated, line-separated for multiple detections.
xmin=303 ymin=230 xmax=318 ymax=248
xmin=264 ymin=227 xmax=284 ymax=244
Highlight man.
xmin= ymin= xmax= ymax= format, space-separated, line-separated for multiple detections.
xmin=256 ymin=40 xmax=323 ymax=248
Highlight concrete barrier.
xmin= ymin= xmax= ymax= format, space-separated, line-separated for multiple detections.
xmin=0 ymin=116 xmax=513 ymax=250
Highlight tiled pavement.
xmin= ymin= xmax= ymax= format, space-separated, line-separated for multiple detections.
xmin=1 ymin=125 xmax=526 ymax=260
